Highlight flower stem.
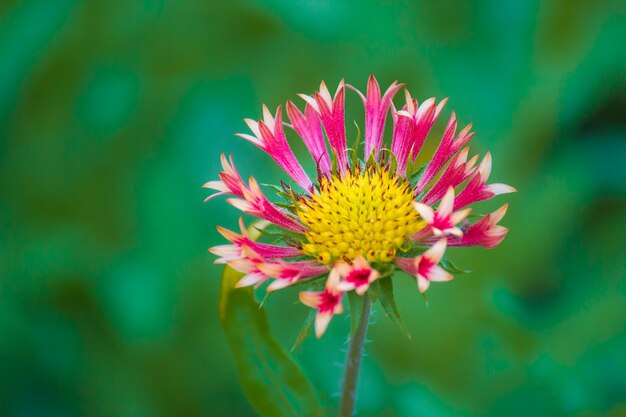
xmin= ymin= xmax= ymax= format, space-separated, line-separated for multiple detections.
xmin=339 ymin=292 xmax=372 ymax=417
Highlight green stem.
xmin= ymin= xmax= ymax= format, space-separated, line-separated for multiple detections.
xmin=339 ymin=292 xmax=372 ymax=417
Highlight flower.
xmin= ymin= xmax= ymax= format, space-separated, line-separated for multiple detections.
xmin=335 ymin=255 xmax=381 ymax=295
xmin=206 ymin=75 xmax=515 ymax=337
xmin=299 ymin=268 xmax=345 ymax=338
xmin=414 ymin=187 xmax=471 ymax=238
xmin=395 ymin=239 xmax=452 ymax=293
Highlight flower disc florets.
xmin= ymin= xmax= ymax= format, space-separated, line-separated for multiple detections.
xmin=205 ymin=76 xmax=515 ymax=338
xmin=298 ymin=166 xmax=422 ymax=264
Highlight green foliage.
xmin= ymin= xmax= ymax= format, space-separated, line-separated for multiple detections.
xmin=378 ymin=277 xmax=411 ymax=338
xmin=440 ymin=258 xmax=471 ymax=275
xmin=378 ymin=147 xmax=399 ymax=174
xmin=366 ymin=279 xmax=381 ymax=303
xmin=219 ymin=266 xmax=326 ymax=417
xmin=291 ymin=309 xmax=316 ymax=352
xmin=407 ymin=159 xmax=428 ymax=186
xmin=347 ymin=290 xmax=363 ymax=335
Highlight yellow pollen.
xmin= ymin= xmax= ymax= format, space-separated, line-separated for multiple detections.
xmin=297 ymin=167 xmax=424 ymax=264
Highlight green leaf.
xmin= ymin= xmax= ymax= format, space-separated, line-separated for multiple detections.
xmin=365 ymin=147 xmax=377 ymax=167
xmin=347 ymin=290 xmax=363 ymax=336
xmin=291 ymin=309 xmax=316 ymax=352
xmin=274 ymin=201 xmax=298 ymax=213
xmin=387 ymin=150 xmax=398 ymax=174
xmin=420 ymin=291 xmax=429 ymax=306
xmin=367 ymin=279 xmax=381 ymax=303
xmin=407 ymin=159 xmax=427 ymax=183
xmin=378 ymin=277 xmax=411 ymax=339
xmin=330 ymin=147 xmax=338 ymax=175
xmin=253 ymin=225 xmax=304 ymax=242
xmin=219 ymin=266 xmax=326 ymax=417
xmin=263 ymin=183 xmax=288 ymax=197
xmin=466 ymin=212 xmax=484 ymax=222
xmin=440 ymin=258 xmax=471 ymax=274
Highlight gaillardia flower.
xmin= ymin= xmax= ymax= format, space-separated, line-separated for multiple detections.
xmin=206 ymin=76 xmax=514 ymax=337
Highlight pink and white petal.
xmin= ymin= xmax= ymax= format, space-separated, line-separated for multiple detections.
xmin=297 ymin=93 xmax=320 ymax=112
xmin=395 ymin=255 xmax=420 ymax=276
xmin=410 ymin=225 xmax=435 ymax=242
xmin=445 ymin=226 xmax=464 ymax=237
xmin=262 ymin=104 xmax=275 ymax=130
xmin=368 ymin=268 xmax=381 ymax=283
xmin=352 ymin=255 xmax=371 ymax=271
xmin=355 ymin=285 xmax=368 ymax=296
xmin=428 ymin=265 xmax=453 ymax=282
xmin=286 ymin=100 xmax=331 ymax=175
xmin=438 ymin=187 xmax=455 ymax=217
xmin=228 ymin=259 xmax=257 ymax=274
xmin=420 ymin=148 xmax=477 ymax=206
xmin=415 ymin=113 xmax=458 ymax=192
xmin=239 ymin=243 xmax=264 ymax=261
xmin=450 ymin=208 xmax=472 ymax=225
xmin=299 ymin=291 xmax=323 ymax=308
xmin=243 ymin=118 xmax=262 ymax=139
xmin=478 ymin=152 xmax=492 ymax=182
xmin=209 ymin=244 xmax=240 ymax=263
xmin=336 ymin=280 xmax=357 ymax=293
xmin=256 ymin=243 xmax=302 ymax=259
xmin=262 ymin=260 xmax=327 ymax=291
xmin=318 ymin=81 xmax=333 ymax=105
xmin=346 ymin=83 xmax=366 ymax=103
xmin=203 ymin=191 xmax=227 ymax=203
xmin=236 ymin=272 xmax=268 ymax=288
xmin=314 ymin=311 xmax=333 ymax=338
xmin=485 ymin=183 xmax=517 ymax=196
xmin=417 ymin=275 xmax=431 ymax=293
xmin=414 ymin=202 xmax=435 ymax=224
xmin=433 ymin=98 xmax=448 ymax=120
xmin=235 ymin=133 xmax=263 ymax=147
xmin=431 ymin=227 xmax=445 ymax=237
xmin=425 ymin=238 xmax=448 ymax=263
xmin=267 ymin=276 xmax=301 ymax=291
xmin=333 ymin=262 xmax=353 ymax=278
xmin=490 ymin=204 xmax=509 ymax=224
xmin=202 ymin=180 xmax=229 ymax=192
xmin=257 ymin=116 xmax=313 ymax=191
xmin=349 ymin=75 xmax=404 ymax=159
xmin=326 ymin=265 xmax=343 ymax=289
xmin=433 ymin=204 xmax=509 ymax=248
xmin=256 ymin=262 xmax=287 ymax=279
xmin=226 ymin=198 xmax=254 ymax=213
xmin=216 ymin=225 xmax=241 ymax=243
xmin=309 ymin=82 xmax=348 ymax=172
xmin=229 ymin=178 xmax=307 ymax=233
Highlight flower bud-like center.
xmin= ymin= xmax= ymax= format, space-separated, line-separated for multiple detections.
xmin=297 ymin=167 xmax=423 ymax=264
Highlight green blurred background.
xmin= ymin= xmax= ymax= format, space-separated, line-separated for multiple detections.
xmin=1 ymin=0 xmax=625 ymax=416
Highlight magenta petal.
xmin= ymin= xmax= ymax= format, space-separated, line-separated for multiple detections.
xmin=286 ymin=101 xmax=331 ymax=175
xmin=358 ymin=75 xmax=403 ymax=160
xmin=313 ymin=82 xmax=348 ymax=173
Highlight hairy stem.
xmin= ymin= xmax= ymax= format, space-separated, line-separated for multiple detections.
xmin=339 ymin=292 xmax=372 ymax=417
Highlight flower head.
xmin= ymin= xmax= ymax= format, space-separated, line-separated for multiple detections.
xmin=206 ymin=76 xmax=514 ymax=337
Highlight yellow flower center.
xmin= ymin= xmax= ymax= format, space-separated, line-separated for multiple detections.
xmin=297 ymin=166 xmax=423 ymax=264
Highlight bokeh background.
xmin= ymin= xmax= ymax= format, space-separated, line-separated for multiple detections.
xmin=2 ymin=0 xmax=625 ymax=416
